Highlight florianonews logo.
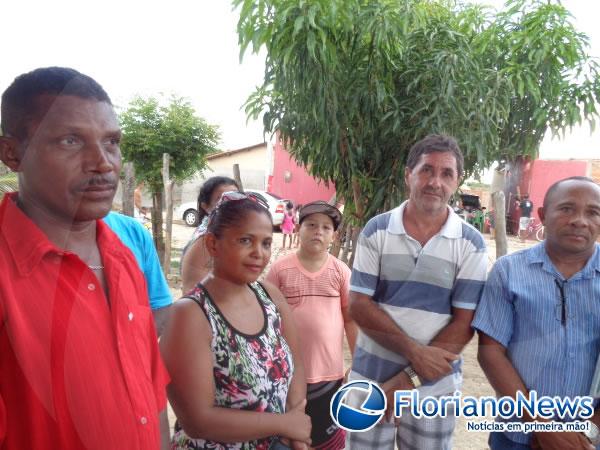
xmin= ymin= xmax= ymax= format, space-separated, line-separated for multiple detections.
xmin=330 ymin=381 xmax=386 ymax=432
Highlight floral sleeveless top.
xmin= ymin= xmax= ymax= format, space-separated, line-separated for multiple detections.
xmin=171 ymin=282 xmax=294 ymax=450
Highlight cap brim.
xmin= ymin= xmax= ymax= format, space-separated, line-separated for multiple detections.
xmin=299 ymin=203 xmax=342 ymax=229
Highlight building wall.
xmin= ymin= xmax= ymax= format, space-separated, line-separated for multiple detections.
xmin=178 ymin=145 xmax=267 ymax=204
xmin=519 ymin=159 xmax=588 ymax=221
xmin=270 ymin=139 xmax=336 ymax=205
xmin=590 ymin=160 xmax=600 ymax=183
xmin=208 ymin=145 xmax=267 ymax=174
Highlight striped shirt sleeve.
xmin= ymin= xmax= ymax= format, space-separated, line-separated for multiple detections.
xmin=471 ymin=259 xmax=514 ymax=347
xmin=451 ymin=226 xmax=488 ymax=310
xmin=350 ymin=218 xmax=382 ymax=297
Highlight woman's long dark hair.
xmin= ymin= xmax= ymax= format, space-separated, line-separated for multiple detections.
xmin=196 ymin=176 xmax=239 ymax=223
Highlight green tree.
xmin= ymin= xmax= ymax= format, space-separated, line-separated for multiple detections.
xmin=235 ymin=0 xmax=599 ymax=232
xmin=478 ymin=0 xmax=600 ymax=163
xmin=120 ymin=95 xmax=220 ymax=259
xmin=235 ymin=0 xmax=509 ymax=226
xmin=474 ymin=0 xmax=600 ymax=256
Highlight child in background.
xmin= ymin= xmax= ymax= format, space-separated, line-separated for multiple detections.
xmin=293 ymin=204 xmax=302 ymax=247
xmin=137 ymin=206 xmax=151 ymax=230
xmin=281 ymin=201 xmax=295 ymax=249
xmin=161 ymin=192 xmax=311 ymax=450
xmin=266 ymin=201 xmax=358 ymax=450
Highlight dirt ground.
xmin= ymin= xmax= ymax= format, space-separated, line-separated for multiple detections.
xmin=166 ymin=221 xmax=538 ymax=449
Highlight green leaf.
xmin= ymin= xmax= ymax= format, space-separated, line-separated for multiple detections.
xmin=233 ymin=0 xmax=600 ymax=224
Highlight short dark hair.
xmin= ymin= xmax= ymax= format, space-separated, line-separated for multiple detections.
xmin=1 ymin=67 xmax=112 ymax=139
xmin=207 ymin=197 xmax=272 ymax=238
xmin=543 ymin=176 xmax=600 ymax=209
xmin=196 ymin=176 xmax=239 ymax=222
xmin=406 ymin=134 xmax=464 ymax=177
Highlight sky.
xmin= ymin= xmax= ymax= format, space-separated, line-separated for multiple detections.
xmin=0 ymin=1 xmax=266 ymax=150
xmin=0 ymin=0 xmax=598 ymax=157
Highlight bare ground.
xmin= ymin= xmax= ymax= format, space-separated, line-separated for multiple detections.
xmin=166 ymin=223 xmax=537 ymax=449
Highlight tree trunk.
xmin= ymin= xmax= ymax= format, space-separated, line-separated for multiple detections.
xmin=233 ymin=164 xmax=244 ymax=192
xmin=162 ymin=153 xmax=174 ymax=276
xmin=330 ymin=221 xmax=346 ymax=258
xmin=340 ymin=225 xmax=353 ymax=265
xmin=352 ymin=177 xmax=365 ymax=223
xmin=347 ymin=226 xmax=361 ymax=268
xmin=493 ymin=191 xmax=507 ymax=258
xmin=152 ymin=191 xmax=165 ymax=264
xmin=122 ymin=162 xmax=136 ymax=217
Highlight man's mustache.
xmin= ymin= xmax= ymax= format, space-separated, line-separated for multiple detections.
xmin=76 ymin=176 xmax=118 ymax=190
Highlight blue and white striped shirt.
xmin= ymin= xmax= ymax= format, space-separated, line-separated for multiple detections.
xmin=472 ymin=243 xmax=600 ymax=445
xmin=349 ymin=201 xmax=488 ymax=396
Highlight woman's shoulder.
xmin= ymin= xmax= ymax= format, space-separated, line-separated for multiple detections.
xmin=167 ymin=292 xmax=213 ymax=339
xmin=253 ymin=280 xmax=285 ymax=307
xmin=180 ymin=283 xmax=212 ymax=309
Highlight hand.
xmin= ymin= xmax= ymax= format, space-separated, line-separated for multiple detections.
xmin=281 ymin=399 xmax=311 ymax=445
xmin=410 ymin=345 xmax=458 ymax=382
xmin=381 ymin=373 xmax=413 ymax=424
xmin=290 ymin=439 xmax=309 ymax=450
xmin=280 ymin=437 xmax=308 ymax=450
xmin=344 ymin=367 xmax=351 ymax=383
xmin=534 ymin=431 xmax=594 ymax=450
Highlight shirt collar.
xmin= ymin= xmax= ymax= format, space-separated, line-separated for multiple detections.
xmin=527 ymin=241 xmax=600 ymax=279
xmin=388 ymin=200 xmax=463 ymax=239
xmin=0 ymin=193 xmax=57 ymax=276
xmin=0 ymin=192 xmax=126 ymax=276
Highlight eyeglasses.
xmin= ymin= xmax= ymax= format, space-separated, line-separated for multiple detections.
xmin=217 ymin=191 xmax=269 ymax=210
xmin=207 ymin=191 xmax=270 ymax=227
xmin=207 ymin=191 xmax=270 ymax=226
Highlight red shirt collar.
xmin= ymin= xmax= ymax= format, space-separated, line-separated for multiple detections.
xmin=0 ymin=192 xmax=122 ymax=276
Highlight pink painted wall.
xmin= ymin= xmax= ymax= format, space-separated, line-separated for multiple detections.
xmin=519 ymin=159 xmax=588 ymax=221
xmin=269 ymin=138 xmax=337 ymax=206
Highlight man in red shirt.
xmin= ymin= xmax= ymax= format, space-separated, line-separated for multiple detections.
xmin=0 ymin=67 xmax=170 ymax=449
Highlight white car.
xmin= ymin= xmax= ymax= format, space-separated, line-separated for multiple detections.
xmin=175 ymin=189 xmax=290 ymax=227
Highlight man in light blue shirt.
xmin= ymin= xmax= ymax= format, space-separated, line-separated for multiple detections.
xmin=474 ymin=176 xmax=600 ymax=449
xmin=104 ymin=211 xmax=172 ymax=335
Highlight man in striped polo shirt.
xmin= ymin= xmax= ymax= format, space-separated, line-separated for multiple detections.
xmin=347 ymin=134 xmax=488 ymax=449
xmin=474 ymin=177 xmax=600 ymax=450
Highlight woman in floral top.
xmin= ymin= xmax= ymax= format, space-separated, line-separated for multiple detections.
xmin=161 ymin=192 xmax=311 ymax=450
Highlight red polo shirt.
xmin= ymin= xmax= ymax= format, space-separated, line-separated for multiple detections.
xmin=0 ymin=193 xmax=169 ymax=450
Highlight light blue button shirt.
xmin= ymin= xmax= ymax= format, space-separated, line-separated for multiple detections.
xmin=473 ymin=243 xmax=600 ymax=445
